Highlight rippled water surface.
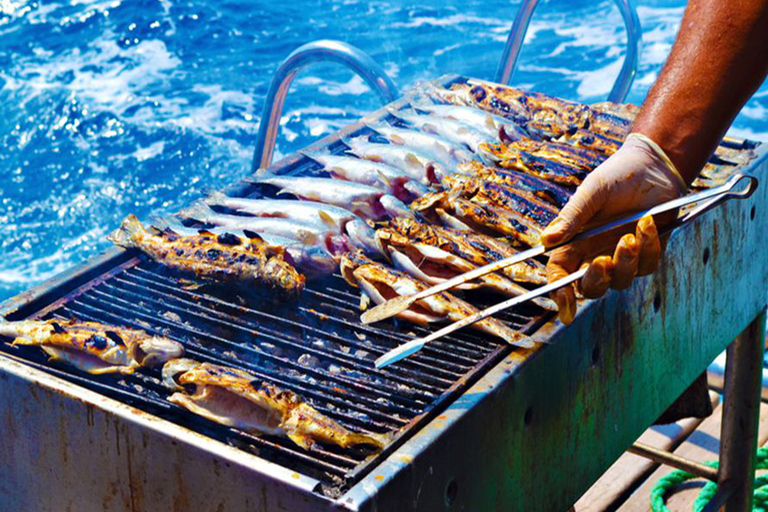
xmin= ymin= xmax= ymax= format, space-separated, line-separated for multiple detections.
xmin=0 ymin=0 xmax=766 ymax=301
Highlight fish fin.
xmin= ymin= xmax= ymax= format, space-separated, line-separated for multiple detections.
xmin=198 ymin=230 xmax=216 ymax=237
xmin=484 ymin=113 xmax=497 ymax=132
xmin=178 ymin=278 xmax=205 ymax=291
xmin=242 ymin=230 xmax=264 ymax=242
xmin=178 ymin=201 xmax=218 ymax=222
xmin=275 ymin=189 xmax=293 ymax=197
xmin=107 ymin=214 xmax=145 ymax=248
xmin=317 ymin=210 xmax=337 ymax=228
xmin=51 ymin=322 xmax=68 ymax=335
xmin=376 ymin=170 xmax=392 ymax=189
xmin=405 ymin=153 xmax=423 ymax=169
xmin=296 ymin=230 xmax=320 ymax=246
xmin=359 ymin=292 xmax=371 ymax=311
xmin=203 ymin=190 xmax=228 ymax=206
xmin=287 ymin=433 xmax=315 ymax=451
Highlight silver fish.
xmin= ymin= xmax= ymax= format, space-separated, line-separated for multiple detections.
xmin=342 ymin=136 xmax=444 ymax=185
xmin=389 ymin=109 xmax=490 ymax=155
xmin=412 ymin=103 xmax=526 ymax=143
xmin=302 ymin=152 xmax=429 ymax=200
xmin=202 ymin=191 xmax=359 ymax=234
xmin=365 ymin=121 xmax=476 ymax=167
xmin=249 ymin=172 xmax=414 ymax=221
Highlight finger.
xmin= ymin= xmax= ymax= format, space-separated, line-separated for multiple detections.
xmin=611 ymin=234 xmax=640 ymax=290
xmin=581 ymin=255 xmax=615 ymax=299
xmin=636 ymin=215 xmax=661 ymax=276
xmin=547 ymin=246 xmax=581 ymax=325
xmin=540 ymin=175 xmax=608 ymax=247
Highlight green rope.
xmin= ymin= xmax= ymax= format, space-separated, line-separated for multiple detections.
xmin=650 ymin=447 xmax=768 ymax=512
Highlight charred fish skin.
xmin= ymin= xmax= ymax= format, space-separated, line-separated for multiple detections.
xmin=108 ymin=215 xmax=305 ymax=295
xmin=0 ymin=318 xmax=184 ymax=374
xmin=456 ymin=161 xmax=573 ymax=208
xmin=340 ymin=252 xmax=533 ymax=346
xmin=387 ymin=218 xmax=547 ymax=285
xmin=483 ymin=142 xmax=588 ymax=186
xmin=163 ymin=358 xmax=388 ymax=451
xmin=450 ymin=198 xmax=543 ymax=248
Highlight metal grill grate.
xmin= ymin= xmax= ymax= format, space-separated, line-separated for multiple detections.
xmin=0 ymin=251 xmax=549 ymax=494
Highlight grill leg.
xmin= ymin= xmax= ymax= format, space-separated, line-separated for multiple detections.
xmin=717 ymin=309 xmax=765 ymax=512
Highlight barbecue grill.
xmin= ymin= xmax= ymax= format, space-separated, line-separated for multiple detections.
xmin=1 ymin=74 xmax=766 ymax=512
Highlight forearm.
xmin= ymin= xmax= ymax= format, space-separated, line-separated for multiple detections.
xmin=632 ymin=0 xmax=768 ymax=185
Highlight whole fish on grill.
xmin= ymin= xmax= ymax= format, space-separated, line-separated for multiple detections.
xmin=302 ymin=151 xmax=430 ymax=200
xmin=411 ymin=103 xmax=527 ymax=143
xmin=249 ymin=172 xmax=413 ymax=221
xmin=385 ymin=217 xmax=547 ymax=285
xmin=342 ymin=135 xmax=445 ymax=185
xmin=162 ymin=359 xmax=389 ymax=451
xmin=340 ymin=252 xmax=533 ymax=347
xmin=109 ymin=215 xmax=305 ymax=295
xmin=151 ymin=217 xmax=339 ymax=277
xmin=202 ymin=192 xmax=360 ymax=235
xmin=366 ymin=121 xmax=476 ymax=168
xmin=482 ymin=140 xmax=591 ymax=186
xmin=0 ymin=318 xmax=184 ymax=374
xmin=180 ymin=203 xmax=384 ymax=257
xmin=455 ymin=161 xmax=573 ymax=208
xmin=375 ymin=225 xmax=555 ymax=311
xmin=389 ymin=109 xmax=491 ymax=155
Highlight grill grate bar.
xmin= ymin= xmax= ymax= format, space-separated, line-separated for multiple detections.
xmin=118 ymin=270 xmax=455 ymax=396
xmin=105 ymin=276 xmax=429 ymax=412
xmin=129 ymin=266 xmax=464 ymax=387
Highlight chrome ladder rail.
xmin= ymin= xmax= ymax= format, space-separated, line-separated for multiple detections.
xmin=495 ymin=0 xmax=641 ymax=103
xmin=252 ymin=39 xmax=398 ymax=172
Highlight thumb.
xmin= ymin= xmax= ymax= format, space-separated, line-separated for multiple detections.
xmin=541 ymin=179 xmax=607 ymax=247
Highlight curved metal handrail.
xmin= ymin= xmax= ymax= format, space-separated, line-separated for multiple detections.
xmin=494 ymin=0 xmax=642 ymax=103
xmin=252 ymin=40 xmax=399 ymax=172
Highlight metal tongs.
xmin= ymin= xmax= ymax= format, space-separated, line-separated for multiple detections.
xmin=372 ymin=173 xmax=758 ymax=369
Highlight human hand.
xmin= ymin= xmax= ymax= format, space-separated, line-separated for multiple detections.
xmin=540 ymin=133 xmax=688 ymax=325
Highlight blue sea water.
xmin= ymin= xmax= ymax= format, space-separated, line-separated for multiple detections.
xmin=0 ymin=0 xmax=766 ymax=302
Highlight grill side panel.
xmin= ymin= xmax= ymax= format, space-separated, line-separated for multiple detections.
xmin=342 ymin=148 xmax=768 ymax=512
xmin=0 ymin=355 xmax=331 ymax=512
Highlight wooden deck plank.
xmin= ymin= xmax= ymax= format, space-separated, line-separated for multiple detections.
xmin=615 ymin=401 xmax=768 ymax=512
xmin=572 ymin=392 xmax=719 ymax=512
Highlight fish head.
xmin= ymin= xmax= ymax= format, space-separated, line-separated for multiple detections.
xmin=290 ymin=246 xmax=337 ymax=277
xmin=135 ymin=336 xmax=185 ymax=368
xmin=264 ymin=259 xmax=306 ymax=296
xmin=162 ymin=358 xmax=201 ymax=390
xmin=346 ymin=219 xmax=386 ymax=258
xmin=379 ymin=195 xmax=414 ymax=220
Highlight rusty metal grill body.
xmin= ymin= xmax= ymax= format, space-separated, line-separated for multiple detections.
xmin=1 ymin=75 xmax=766 ymax=512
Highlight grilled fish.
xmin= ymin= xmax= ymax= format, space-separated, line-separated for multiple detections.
xmin=0 ymin=318 xmax=184 ymax=374
xmin=455 ymin=161 xmax=572 ymax=208
xmin=151 ymin=218 xmax=339 ymax=277
xmin=342 ymin=135 xmax=444 ymax=185
xmin=366 ymin=122 xmax=476 ymax=168
xmin=340 ymin=252 xmax=533 ymax=347
xmin=412 ymin=103 xmax=526 ymax=143
xmin=386 ymin=217 xmax=547 ymax=285
xmin=376 ymin=226 xmax=555 ymax=311
xmin=250 ymin=172 xmax=413 ymax=221
xmin=303 ymin=151 xmax=430 ymax=200
xmin=482 ymin=141 xmax=590 ymax=186
xmin=163 ymin=359 xmax=388 ymax=451
xmin=202 ymin=192 xmax=360 ymax=235
xmin=389 ymin=109 xmax=492 ymax=155
xmin=109 ymin=215 xmax=305 ymax=295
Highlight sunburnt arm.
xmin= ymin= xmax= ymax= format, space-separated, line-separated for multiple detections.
xmin=543 ymin=0 xmax=768 ymax=325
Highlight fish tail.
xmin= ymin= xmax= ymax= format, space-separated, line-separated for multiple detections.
xmin=203 ymin=190 xmax=229 ymax=206
xmin=299 ymin=149 xmax=326 ymax=165
xmin=0 ymin=317 xmax=19 ymax=338
xmin=345 ymin=431 xmax=391 ymax=450
xmin=340 ymin=134 xmax=369 ymax=149
xmin=178 ymin=201 xmax=218 ymax=223
xmin=107 ymin=214 xmax=145 ymax=249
